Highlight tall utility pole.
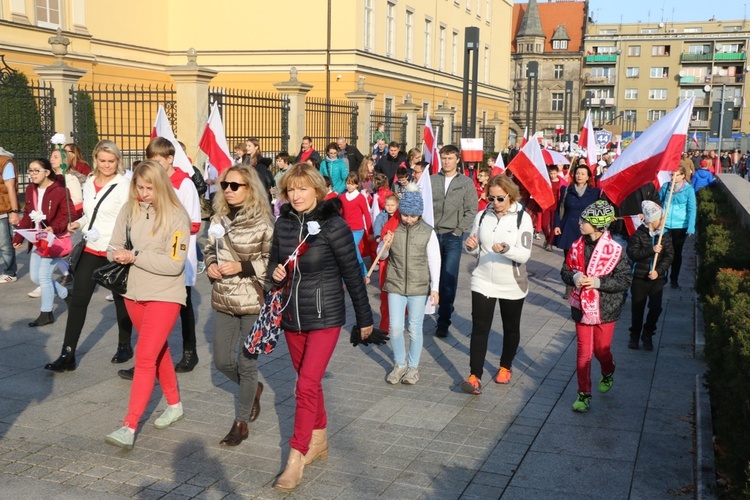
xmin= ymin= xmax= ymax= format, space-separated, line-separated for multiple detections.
xmin=525 ymin=61 xmax=539 ymax=135
xmin=717 ymin=84 xmax=726 ymax=163
xmin=564 ymin=80 xmax=574 ymax=153
xmin=461 ymin=27 xmax=480 ymax=138
xmin=325 ymin=0 xmax=332 ymax=142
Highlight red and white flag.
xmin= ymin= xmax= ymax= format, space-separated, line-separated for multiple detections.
xmin=653 ymin=170 xmax=672 ymax=191
xmin=416 ymin=165 xmax=434 ymax=228
xmin=520 ymin=127 xmax=528 ymax=147
xmin=199 ymin=102 xmax=234 ymax=175
xmin=151 ymin=105 xmax=193 ymax=175
xmin=615 ymin=141 xmax=622 ymax=159
xmin=507 ymin=133 xmax=555 ymax=211
xmin=691 ymin=131 xmax=700 ymax=148
xmin=422 ymin=115 xmax=442 ymax=174
xmin=622 ymin=215 xmax=643 ymax=236
xmin=599 ymin=97 xmax=694 ymax=206
xmin=491 ymin=154 xmax=506 ymax=176
xmin=578 ymin=110 xmax=597 ymax=168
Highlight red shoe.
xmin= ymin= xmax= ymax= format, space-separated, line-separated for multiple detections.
xmin=494 ymin=367 xmax=512 ymax=384
xmin=461 ymin=374 xmax=482 ymax=395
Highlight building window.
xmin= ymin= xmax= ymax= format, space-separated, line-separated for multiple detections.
xmin=485 ymin=0 xmax=491 ymax=21
xmin=439 ymin=25 xmax=446 ymax=71
xmin=649 ymin=89 xmax=668 ymax=100
xmin=535 ymin=43 xmax=542 ymax=52
xmin=424 ymin=18 xmax=432 ymax=67
xmin=385 ymin=97 xmax=394 ymax=116
xmin=625 ymin=89 xmax=638 ymax=100
xmin=683 ymin=27 xmax=703 ymax=33
xmin=650 ymin=67 xmax=668 ymax=78
xmin=483 ymin=45 xmax=490 ymax=83
xmin=476 ymin=0 xmax=481 ymax=19
xmin=594 ymin=46 xmax=617 ymax=54
xmin=466 ymin=0 xmax=470 ymax=13
xmin=688 ymin=44 xmax=710 ymax=55
xmin=552 ymin=40 xmax=568 ymax=50
xmin=723 ymin=25 xmax=741 ymax=32
xmin=651 ymin=45 xmax=670 ymax=56
xmin=554 ymin=64 xmax=564 ymax=79
xmin=641 ymin=28 xmax=658 ymax=34
xmin=405 ymin=10 xmax=414 ymax=62
xmin=717 ymin=43 xmax=741 ymax=53
xmin=364 ymin=0 xmax=373 ymax=51
xmin=36 ymin=0 xmax=61 ymax=28
xmin=628 ymin=45 xmax=641 ymax=57
xmin=422 ymin=102 xmax=430 ymax=117
xmin=551 ymin=92 xmax=563 ymax=111
xmin=451 ymin=30 xmax=459 ymax=75
xmin=386 ymin=2 xmax=395 ymax=57
xmin=648 ymin=109 xmax=666 ymax=121
xmin=626 ymin=67 xmax=640 ymax=78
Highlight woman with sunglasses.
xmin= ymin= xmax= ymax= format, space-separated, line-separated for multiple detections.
xmin=45 ymin=140 xmax=133 ymax=372
xmin=204 ymin=166 xmax=274 ymax=446
xmin=12 ymin=158 xmax=73 ymax=327
xmin=461 ymin=175 xmax=533 ymax=394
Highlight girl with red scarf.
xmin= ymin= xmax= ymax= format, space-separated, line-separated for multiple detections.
xmin=560 ymin=200 xmax=631 ymax=413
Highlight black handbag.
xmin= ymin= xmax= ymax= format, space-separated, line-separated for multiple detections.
xmin=92 ymin=224 xmax=131 ymax=295
xmin=68 ymin=184 xmax=117 ymax=273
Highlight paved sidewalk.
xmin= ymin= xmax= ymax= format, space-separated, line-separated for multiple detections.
xmin=0 ymin=235 xmax=709 ymax=499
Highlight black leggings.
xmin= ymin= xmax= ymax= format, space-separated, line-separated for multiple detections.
xmin=469 ymin=292 xmax=525 ymax=379
xmin=180 ymin=286 xmax=196 ymax=352
xmin=668 ymin=228 xmax=688 ymax=285
xmin=62 ymin=252 xmax=132 ymax=350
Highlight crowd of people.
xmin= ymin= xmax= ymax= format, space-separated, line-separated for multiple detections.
xmin=0 ymin=132 xmax=722 ymax=491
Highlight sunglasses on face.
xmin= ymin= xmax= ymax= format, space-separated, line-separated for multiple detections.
xmin=487 ymin=195 xmax=508 ymax=203
xmin=220 ymin=181 xmax=247 ymax=191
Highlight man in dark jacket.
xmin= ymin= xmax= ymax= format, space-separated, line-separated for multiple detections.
xmin=337 ymin=137 xmax=364 ymax=173
xmin=375 ymin=141 xmax=407 ymax=183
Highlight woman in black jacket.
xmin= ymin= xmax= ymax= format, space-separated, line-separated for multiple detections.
xmin=269 ymin=163 xmax=373 ymax=491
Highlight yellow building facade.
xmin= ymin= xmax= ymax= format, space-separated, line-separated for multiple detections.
xmin=0 ymin=0 xmax=514 ymax=160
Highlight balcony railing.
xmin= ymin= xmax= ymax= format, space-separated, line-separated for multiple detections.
xmin=584 ymin=75 xmax=616 ymax=85
xmin=715 ymin=52 xmax=747 ymax=61
xmin=679 ymin=75 xmax=711 ymax=84
xmin=680 ymin=53 xmax=713 ymax=62
xmin=585 ymin=54 xmax=618 ymax=63
xmin=690 ymin=119 xmax=709 ymax=128
xmin=711 ymin=74 xmax=745 ymax=84
xmin=680 ymin=96 xmax=709 ymax=106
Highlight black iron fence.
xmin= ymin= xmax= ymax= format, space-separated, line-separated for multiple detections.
xmin=416 ymin=117 xmax=444 ymax=151
xmin=0 ymin=56 xmax=55 ymax=191
xmin=70 ymin=83 xmax=176 ymax=169
xmin=369 ymin=112 xmax=408 ymax=151
xmin=304 ymin=98 xmax=357 ymax=152
xmin=209 ymin=88 xmax=290 ymax=164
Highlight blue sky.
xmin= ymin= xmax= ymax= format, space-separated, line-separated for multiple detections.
xmin=516 ymin=1 xmax=749 ymax=25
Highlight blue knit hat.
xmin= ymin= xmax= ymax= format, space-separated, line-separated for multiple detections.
xmin=399 ymin=183 xmax=424 ymax=216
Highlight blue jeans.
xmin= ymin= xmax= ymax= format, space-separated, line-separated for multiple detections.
xmin=0 ymin=217 xmax=16 ymax=277
xmin=388 ymin=293 xmax=428 ymax=368
xmin=29 ymin=252 xmax=67 ymax=312
xmin=352 ymin=229 xmax=366 ymax=276
xmin=437 ymin=232 xmax=463 ymax=330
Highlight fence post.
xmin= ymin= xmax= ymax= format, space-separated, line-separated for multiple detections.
xmin=435 ymin=99 xmax=456 ymax=146
xmin=488 ymin=112 xmax=504 ymax=152
xmin=274 ymin=68 xmax=313 ymax=157
xmin=345 ymin=76 xmax=376 ymax=151
xmin=396 ymin=93 xmax=421 ymax=151
xmin=167 ymin=48 xmax=218 ymax=165
xmin=34 ymin=29 xmax=87 ymax=140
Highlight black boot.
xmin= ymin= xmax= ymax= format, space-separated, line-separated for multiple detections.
xmin=642 ymin=331 xmax=655 ymax=351
xmin=44 ymin=346 xmax=76 ymax=372
xmin=175 ymin=350 xmax=199 ymax=373
xmin=111 ymin=343 xmax=133 ymax=363
xmin=29 ymin=311 xmax=54 ymax=327
xmin=118 ymin=367 xmax=134 ymax=380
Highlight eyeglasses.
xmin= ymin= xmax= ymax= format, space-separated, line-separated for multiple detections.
xmin=487 ymin=195 xmax=508 ymax=203
xmin=220 ymin=181 xmax=248 ymax=191
xmin=28 ymin=169 xmax=43 ymax=174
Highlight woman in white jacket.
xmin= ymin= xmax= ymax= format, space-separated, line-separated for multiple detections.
xmin=461 ymin=174 xmax=533 ymax=394
xmin=44 ymin=140 xmax=133 ymax=372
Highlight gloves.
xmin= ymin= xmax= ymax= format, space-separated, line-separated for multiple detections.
xmin=350 ymin=326 xmax=389 ymax=347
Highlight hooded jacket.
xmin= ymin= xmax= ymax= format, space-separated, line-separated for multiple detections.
xmin=627 ymin=225 xmax=674 ymax=280
xmin=13 ymin=180 xmax=72 ymax=247
xmin=269 ymin=199 xmax=373 ymax=332
xmin=659 ymin=181 xmax=696 ymax=234
xmin=692 ymin=168 xmax=715 ymax=193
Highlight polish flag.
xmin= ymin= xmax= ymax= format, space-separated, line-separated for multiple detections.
xmin=622 ymin=215 xmax=643 ymax=236
xmin=491 ymin=153 xmax=506 ymax=176
xmin=599 ymin=97 xmax=694 ymax=206
xmin=692 ymin=131 xmax=700 ymax=149
xmin=578 ymin=110 xmax=597 ymax=168
xmin=199 ymin=103 xmax=234 ymax=174
xmin=423 ymin=115 xmax=442 ymax=174
xmin=151 ymin=105 xmax=193 ymax=175
xmin=520 ymin=127 xmax=528 ymax=147
xmin=507 ymin=133 xmax=555 ymax=211
xmin=653 ymin=170 xmax=673 ymax=191
xmin=416 ymin=165 xmax=434 ymax=228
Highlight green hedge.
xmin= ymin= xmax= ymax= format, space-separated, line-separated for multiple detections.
xmin=697 ymin=187 xmax=750 ymax=497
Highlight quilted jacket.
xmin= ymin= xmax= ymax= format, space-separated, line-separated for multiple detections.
xmin=627 ymin=225 xmax=674 ymax=281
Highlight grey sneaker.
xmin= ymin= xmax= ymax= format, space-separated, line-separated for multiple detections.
xmin=154 ymin=403 xmax=184 ymax=429
xmin=105 ymin=426 xmax=134 ymax=449
xmin=386 ymin=365 xmax=407 ymax=384
xmin=401 ymin=367 xmax=420 ymax=385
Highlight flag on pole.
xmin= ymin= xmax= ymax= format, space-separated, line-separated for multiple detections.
xmin=578 ymin=110 xmax=597 ymax=168
xmin=653 ymin=170 xmax=673 ymax=191
xmin=691 ymin=131 xmax=700 ymax=149
xmin=599 ymin=97 xmax=694 ymax=206
xmin=622 ymin=215 xmax=643 ymax=236
xmin=423 ymin=116 xmax=442 ymax=174
xmin=491 ymin=153 xmax=506 ymax=176
xmin=199 ymin=102 xmax=234 ymax=174
xmin=416 ymin=167 xmax=434 ymax=228
xmin=520 ymin=127 xmax=528 ymax=147
xmin=507 ymin=133 xmax=556 ymax=211
xmin=151 ymin=105 xmax=193 ymax=175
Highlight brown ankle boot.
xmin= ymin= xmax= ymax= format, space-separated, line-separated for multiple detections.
xmin=219 ymin=420 xmax=248 ymax=446
xmin=274 ymin=448 xmax=304 ymax=491
xmin=303 ymin=428 xmax=328 ymax=464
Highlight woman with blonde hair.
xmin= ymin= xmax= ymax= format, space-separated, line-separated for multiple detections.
xmin=358 ymin=156 xmax=375 ymax=193
xmin=204 ymin=165 xmax=274 ymax=446
xmin=64 ymin=143 xmax=91 ymax=179
xmin=269 ymin=163 xmax=373 ymax=490
xmin=243 ymin=137 xmax=275 ymax=204
xmin=45 ymin=140 xmax=133 ymax=372
xmin=105 ymin=160 xmax=190 ymax=449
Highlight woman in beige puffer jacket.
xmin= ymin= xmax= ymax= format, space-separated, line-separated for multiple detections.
xmin=204 ymin=165 xmax=274 ymax=447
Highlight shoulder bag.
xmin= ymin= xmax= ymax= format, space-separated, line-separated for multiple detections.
xmin=92 ymin=224 xmax=131 ymax=295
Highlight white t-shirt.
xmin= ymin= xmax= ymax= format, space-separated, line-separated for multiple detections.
xmin=2 ymin=162 xmax=15 ymax=181
xmin=35 ymin=187 xmax=47 ymax=210
xmin=444 ymin=173 xmax=457 ymax=194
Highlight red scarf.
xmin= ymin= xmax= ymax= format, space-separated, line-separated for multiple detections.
xmin=566 ymin=231 xmax=622 ymax=325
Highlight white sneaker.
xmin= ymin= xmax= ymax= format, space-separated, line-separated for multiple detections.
xmin=28 ymin=287 xmax=41 ymax=298
xmin=401 ymin=367 xmax=420 ymax=385
xmin=0 ymin=274 xmax=17 ymax=283
xmin=386 ymin=365 xmax=407 ymax=384
xmin=105 ymin=293 xmax=114 ymax=301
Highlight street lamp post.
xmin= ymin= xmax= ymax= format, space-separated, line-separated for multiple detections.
xmin=525 ymin=61 xmax=539 ymax=136
xmin=717 ymin=84 xmax=726 ymax=165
